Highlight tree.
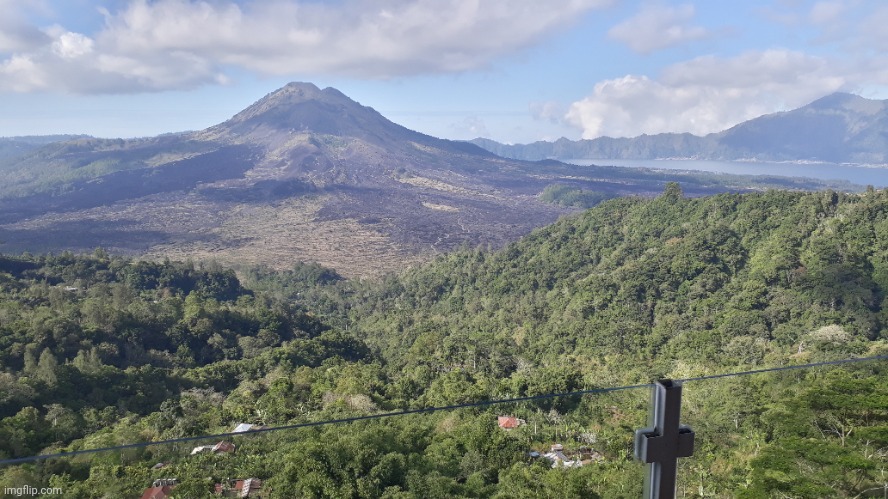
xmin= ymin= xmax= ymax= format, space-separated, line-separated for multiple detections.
xmin=44 ymin=403 xmax=80 ymax=442
xmin=22 ymin=344 xmax=39 ymax=376
xmin=662 ymin=181 xmax=683 ymax=203
xmin=36 ymin=349 xmax=59 ymax=387
xmin=72 ymin=347 xmax=103 ymax=374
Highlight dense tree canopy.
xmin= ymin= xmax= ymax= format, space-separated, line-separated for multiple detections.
xmin=1 ymin=187 xmax=887 ymax=497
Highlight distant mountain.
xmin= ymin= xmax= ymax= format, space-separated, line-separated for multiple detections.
xmin=0 ymin=83 xmax=851 ymax=276
xmin=471 ymin=92 xmax=888 ymax=164
xmin=717 ymin=93 xmax=888 ymax=163
xmin=471 ymin=133 xmax=717 ymax=162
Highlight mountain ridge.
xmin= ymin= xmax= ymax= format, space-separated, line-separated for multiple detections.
xmin=472 ymin=92 xmax=888 ymax=164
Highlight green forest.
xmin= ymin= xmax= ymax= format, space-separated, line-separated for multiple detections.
xmin=1 ymin=184 xmax=887 ymax=497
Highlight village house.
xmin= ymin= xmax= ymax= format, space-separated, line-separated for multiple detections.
xmin=232 ymin=423 xmax=265 ymax=433
xmin=190 ymin=441 xmax=236 ymax=455
xmin=542 ymin=444 xmax=584 ymax=468
xmin=214 ymin=478 xmax=264 ymax=497
xmin=140 ymin=485 xmax=175 ymax=499
xmin=140 ymin=479 xmax=178 ymax=499
xmin=497 ymin=416 xmax=525 ymax=430
xmin=577 ymin=446 xmax=605 ymax=464
xmin=191 ymin=444 xmax=214 ymax=455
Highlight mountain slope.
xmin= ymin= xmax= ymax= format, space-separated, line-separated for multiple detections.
xmin=344 ymin=187 xmax=888 ymax=374
xmin=0 ymin=84 xmax=853 ymax=275
xmin=472 ymin=92 xmax=888 ymax=163
xmin=0 ymin=135 xmax=90 ymax=164
xmin=717 ymin=92 xmax=888 ymax=162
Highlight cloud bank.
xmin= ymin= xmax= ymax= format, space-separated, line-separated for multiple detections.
xmin=565 ymin=49 xmax=883 ymax=139
xmin=563 ymin=1 xmax=888 ymax=139
xmin=0 ymin=0 xmax=611 ymax=93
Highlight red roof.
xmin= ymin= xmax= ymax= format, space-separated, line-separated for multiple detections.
xmin=498 ymin=416 xmax=521 ymax=429
xmin=140 ymin=485 xmax=175 ymax=499
xmin=213 ymin=441 xmax=236 ymax=453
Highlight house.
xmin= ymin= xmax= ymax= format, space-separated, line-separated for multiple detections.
xmin=141 ymin=479 xmax=178 ymax=499
xmin=214 ymin=478 xmax=264 ymax=497
xmin=213 ymin=441 xmax=236 ymax=453
xmin=190 ymin=441 xmax=236 ymax=455
xmin=497 ymin=416 xmax=525 ymax=430
xmin=578 ymin=447 xmax=604 ymax=464
xmin=140 ymin=485 xmax=175 ymax=499
xmin=232 ymin=423 xmax=265 ymax=433
xmin=542 ymin=444 xmax=584 ymax=469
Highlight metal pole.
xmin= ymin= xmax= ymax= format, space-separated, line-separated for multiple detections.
xmin=634 ymin=380 xmax=695 ymax=499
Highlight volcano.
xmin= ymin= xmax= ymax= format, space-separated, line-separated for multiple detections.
xmin=0 ymin=82 xmax=765 ymax=276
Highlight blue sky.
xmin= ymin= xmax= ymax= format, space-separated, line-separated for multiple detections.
xmin=2 ymin=0 xmax=887 ymax=143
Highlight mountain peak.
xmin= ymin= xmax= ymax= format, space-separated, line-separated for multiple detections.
xmin=805 ymin=92 xmax=885 ymax=114
xmin=226 ymin=82 xmax=356 ymax=124
xmin=274 ymin=81 xmax=324 ymax=100
xmin=209 ymin=81 xmax=422 ymax=144
xmin=205 ymin=82 xmax=438 ymax=150
xmin=270 ymin=82 xmax=353 ymax=103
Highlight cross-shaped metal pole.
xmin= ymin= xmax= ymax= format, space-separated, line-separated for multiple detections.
xmin=635 ymin=379 xmax=695 ymax=499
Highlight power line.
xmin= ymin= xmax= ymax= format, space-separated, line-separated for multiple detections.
xmin=1 ymin=354 xmax=886 ymax=466
xmin=677 ymin=354 xmax=888 ymax=384
xmin=0 ymin=382 xmax=653 ymax=466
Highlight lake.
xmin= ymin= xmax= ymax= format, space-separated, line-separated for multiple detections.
xmin=565 ymin=159 xmax=888 ymax=188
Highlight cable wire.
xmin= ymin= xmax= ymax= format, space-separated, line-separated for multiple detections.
xmin=0 ymin=382 xmax=653 ymax=466
xmin=1 ymin=354 xmax=886 ymax=466
xmin=676 ymin=354 xmax=888 ymax=384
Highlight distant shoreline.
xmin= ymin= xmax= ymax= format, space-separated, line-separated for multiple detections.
xmin=565 ymin=157 xmax=888 ymax=169
xmin=563 ymin=158 xmax=888 ymax=188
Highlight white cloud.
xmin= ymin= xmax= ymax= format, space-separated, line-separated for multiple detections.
xmin=0 ymin=0 xmax=50 ymax=53
xmin=0 ymin=0 xmax=613 ymax=94
xmin=809 ymin=1 xmax=846 ymax=24
xmin=530 ymin=101 xmax=565 ymax=123
xmin=565 ymin=50 xmax=867 ymax=139
xmin=51 ymin=32 xmax=94 ymax=59
xmin=860 ymin=6 xmax=888 ymax=52
xmin=607 ymin=3 xmax=710 ymax=54
xmin=0 ymin=55 xmax=47 ymax=92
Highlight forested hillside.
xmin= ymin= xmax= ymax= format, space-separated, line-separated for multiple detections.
xmin=1 ymin=185 xmax=887 ymax=497
xmin=345 ymin=184 xmax=888 ymax=379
